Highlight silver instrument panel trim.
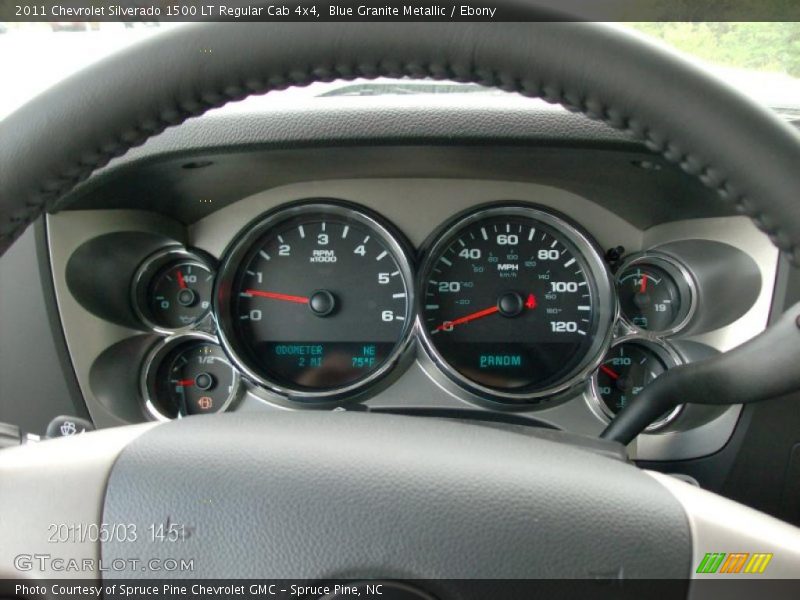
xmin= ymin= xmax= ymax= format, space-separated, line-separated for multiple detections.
xmin=46 ymin=179 xmax=779 ymax=460
xmin=645 ymin=218 xmax=777 ymax=353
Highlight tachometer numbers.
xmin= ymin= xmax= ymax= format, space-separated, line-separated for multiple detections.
xmin=215 ymin=201 xmax=415 ymax=404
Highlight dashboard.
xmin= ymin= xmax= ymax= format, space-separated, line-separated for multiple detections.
xmin=47 ymin=175 xmax=777 ymax=462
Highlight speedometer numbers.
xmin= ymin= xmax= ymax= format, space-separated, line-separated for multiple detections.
xmin=417 ymin=205 xmax=615 ymax=405
xmin=215 ymin=201 xmax=415 ymax=404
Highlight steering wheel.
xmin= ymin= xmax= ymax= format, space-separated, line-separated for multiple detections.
xmin=2 ymin=9 xmax=800 ymax=592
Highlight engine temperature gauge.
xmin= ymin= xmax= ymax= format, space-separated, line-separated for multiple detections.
xmin=141 ymin=334 xmax=241 ymax=420
xmin=616 ymin=253 xmax=695 ymax=335
xmin=589 ymin=339 xmax=682 ymax=431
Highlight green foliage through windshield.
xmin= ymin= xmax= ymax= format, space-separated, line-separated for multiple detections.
xmin=630 ymin=22 xmax=800 ymax=78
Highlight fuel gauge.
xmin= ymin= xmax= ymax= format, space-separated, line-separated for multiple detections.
xmin=141 ymin=334 xmax=241 ymax=420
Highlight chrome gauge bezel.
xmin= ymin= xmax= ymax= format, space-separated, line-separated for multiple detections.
xmin=139 ymin=332 xmax=243 ymax=421
xmin=615 ymin=251 xmax=698 ymax=338
xmin=415 ymin=203 xmax=617 ymax=409
xmin=586 ymin=335 xmax=684 ymax=432
xmin=213 ymin=200 xmax=417 ymax=408
xmin=131 ymin=246 xmax=216 ymax=335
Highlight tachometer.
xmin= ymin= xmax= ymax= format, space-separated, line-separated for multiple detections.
xmin=417 ymin=204 xmax=615 ymax=404
xmin=215 ymin=201 xmax=415 ymax=404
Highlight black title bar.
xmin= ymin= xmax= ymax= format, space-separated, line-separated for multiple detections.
xmin=2 ymin=0 xmax=800 ymax=22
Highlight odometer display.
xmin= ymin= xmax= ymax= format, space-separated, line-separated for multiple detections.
xmin=216 ymin=202 xmax=414 ymax=402
xmin=418 ymin=205 xmax=614 ymax=402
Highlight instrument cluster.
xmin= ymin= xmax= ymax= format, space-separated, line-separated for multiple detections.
xmin=128 ymin=198 xmax=701 ymax=429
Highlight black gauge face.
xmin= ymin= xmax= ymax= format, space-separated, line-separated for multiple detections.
xmin=144 ymin=259 xmax=213 ymax=330
xmin=595 ymin=343 xmax=667 ymax=415
xmin=149 ymin=340 xmax=239 ymax=419
xmin=419 ymin=208 xmax=610 ymax=399
xmin=218 ymin=205 xmax=413 ymax=396
xmin=617 ymin=263 xmax=683 ymax=332
xmin=593 ymin=341 xmax=681 ymax=430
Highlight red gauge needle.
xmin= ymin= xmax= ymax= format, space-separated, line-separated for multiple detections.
xmin=435 ymin=293 xmax=537 ymax=332
xmin=245 ymin=289 xmax=309 ymax=304
xmin=176 ymin=270 xmax=187 ymax=289
xmin=435 ymin=305 xmax=499 ymax=331
xmin=176 ymin=379 xmax=195 ymax=387
xmin=599 ymin=365 xmax=620 ymax=380
xmin=639 ymin=274 xmax=648 ymax=293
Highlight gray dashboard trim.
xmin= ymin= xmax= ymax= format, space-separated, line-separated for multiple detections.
xmin=48 ymin=211 xmax=186 ymax=429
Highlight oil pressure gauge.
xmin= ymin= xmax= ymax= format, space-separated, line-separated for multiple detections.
xmin=133 ymin=247 xmax=215 ymax=333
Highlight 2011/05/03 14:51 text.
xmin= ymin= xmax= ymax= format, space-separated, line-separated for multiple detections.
xmin=47 ymin=522 xmax=191 ymax=543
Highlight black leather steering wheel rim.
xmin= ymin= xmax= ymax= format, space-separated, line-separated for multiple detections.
xmin=3 ymin=9 xmax=800 ymax=586
xmin=1 ymin=18 xmax=800 ymax=262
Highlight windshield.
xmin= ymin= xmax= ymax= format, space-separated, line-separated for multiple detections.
xmin=1 ymin=22 xmax=798 ymax=120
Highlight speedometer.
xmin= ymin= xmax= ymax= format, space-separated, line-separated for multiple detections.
xmin=215 ymin=201 xmax=415 ymax=405
xmin=417 ymin=204 xmax=615 ymax=404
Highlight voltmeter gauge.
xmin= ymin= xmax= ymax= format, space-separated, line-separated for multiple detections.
xmin=133 ymin=248 xmax=216 ymax=333
xmin=616 ymin=253 xmax=696 ymax=336
xmin=141 ymin=334 xmax=241 ymax=420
